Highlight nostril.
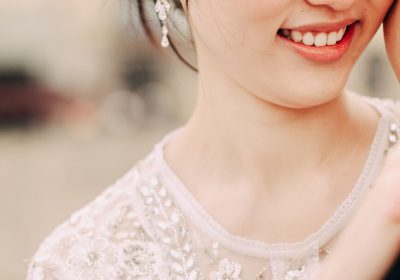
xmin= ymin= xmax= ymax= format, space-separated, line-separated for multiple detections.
xmin=306 ymin=0 xmax=354 ymax=11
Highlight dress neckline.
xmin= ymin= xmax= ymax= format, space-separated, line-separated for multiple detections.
xmin=151 ymin=96 xmax=391 ymax=258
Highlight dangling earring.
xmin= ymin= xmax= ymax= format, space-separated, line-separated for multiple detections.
xmin=154 ymin=0 xmax=171 ymax=48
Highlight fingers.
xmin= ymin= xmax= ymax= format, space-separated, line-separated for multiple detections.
xmin=384 ymin=0 xmax=400 ymax=80
xmin=378 ymin=143 xmax=400 ymax=224
xmin=313 ymin=146 xmax=400 ymax=279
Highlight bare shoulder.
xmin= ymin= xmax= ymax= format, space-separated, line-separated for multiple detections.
xmin=26 ymin=161 xmax=162 ymax=279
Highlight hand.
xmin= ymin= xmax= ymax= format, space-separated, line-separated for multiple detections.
xmin=384 ymin=0 xmax=400 ymax=81
xmin=313 ymin=143 xmax=400 ymax=279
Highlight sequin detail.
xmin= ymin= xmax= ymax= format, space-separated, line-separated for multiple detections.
xmin=139 ymin=175 xmax=201 ymax=279
xmin=209 ymin=258 xmax=242 ymax=280
xmin=26 ymin=97 xmax=400 ymax=280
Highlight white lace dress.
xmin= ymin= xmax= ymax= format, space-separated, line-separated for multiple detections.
xmin=27 ymin=97 xmax=400 ymax=280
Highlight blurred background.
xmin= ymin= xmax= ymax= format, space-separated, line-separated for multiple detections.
xmin=0 ymin=0 xmax=398 ymax=279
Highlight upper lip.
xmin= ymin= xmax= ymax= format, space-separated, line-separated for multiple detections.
xmin=282 ymin=19 xmax=358 ymax=32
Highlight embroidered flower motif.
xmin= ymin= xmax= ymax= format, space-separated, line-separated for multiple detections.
xmin=27 ymin=253 xmax=60 ymax=280
xmin=106 ymin=203 xmax=143 ymax=241
xmin=66 ymin=238 xmax=120 ymax=280
xmin=118 ymin=240 xmax=162 ymax=278
xmin=27 ymin=265 xmax=45 ymax=280
xmin=209 ymin=258 xmax=242 ymax=280
xmin=284 ymin=265 xmax=306 ymax=280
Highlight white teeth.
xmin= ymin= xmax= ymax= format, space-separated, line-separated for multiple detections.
xmin=283 ymin=26 xmax=348 ymax=47
xmin=291 ymin=31 xmax=303 ymax=42
xmin=327 ymin=32 xmax=337 ymax=46
xmin=314 ymin=32 xmax=327 ymax=47
xmin=302 ymin=32 xmax=314 ymax=46
xmin=337 ymin=27 xmax=346 ymax=41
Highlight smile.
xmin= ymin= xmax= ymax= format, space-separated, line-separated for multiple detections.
xmin=277 ymin=21 xmax=359 ymax=63
xmin=278 ymin=26 xmax=347 ymax=47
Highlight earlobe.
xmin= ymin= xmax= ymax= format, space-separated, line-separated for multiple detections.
xmin=178 ymin=0 xmax=188 ymax=14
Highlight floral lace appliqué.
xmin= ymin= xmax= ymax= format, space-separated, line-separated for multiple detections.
xmin=284 ymin=265 xmax=306 ymax=280
xmin=209 ymin=258 xmax=242 ymax=280
xmin=66 ymin=238 xmax=120 ymax=279
xmin=118 ymin=240 xmax=163 ymax=279
xmin=138 ymin=175 xmax=201 ymax=279
xmin=28 ymin=254 xmax=60 ymax=280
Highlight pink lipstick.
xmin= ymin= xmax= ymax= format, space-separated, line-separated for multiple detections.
xmin=277 ymin=21 xmax=358 ymax=63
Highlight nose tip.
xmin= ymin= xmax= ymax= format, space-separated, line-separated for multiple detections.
xmin=306 ymin=0 xmax=355 ymax=11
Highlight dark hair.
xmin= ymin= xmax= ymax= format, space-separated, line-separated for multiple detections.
xmin=136 ymin=0 xmax=197 ymax=72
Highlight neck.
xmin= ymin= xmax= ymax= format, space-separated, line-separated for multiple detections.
xmin=165 ymin=64 xmax=380 ymax=193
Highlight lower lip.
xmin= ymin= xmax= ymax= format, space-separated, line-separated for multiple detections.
xmin=277 ymin=23 xmax=357 ymax=63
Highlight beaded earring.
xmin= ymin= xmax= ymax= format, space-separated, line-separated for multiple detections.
xmin=154 ymin=0 xmax=171 ymax=48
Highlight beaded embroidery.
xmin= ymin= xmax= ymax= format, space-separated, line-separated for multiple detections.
xmin=209 ymin=259 xmax=242 ymax=280
xmin=388 ymin=121 xmax=400 ymax=147
xmin=138 ymin=175 xmax=201 ymax=279
xmin=27 ymin=97 xmax=400 ymax=280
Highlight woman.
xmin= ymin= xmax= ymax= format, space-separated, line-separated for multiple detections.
xmin=27 ymin=0 xmax=400 ymax=279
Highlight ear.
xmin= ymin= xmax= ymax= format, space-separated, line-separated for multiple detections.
xmin=177 ymin=0 xmax=188 ymax=14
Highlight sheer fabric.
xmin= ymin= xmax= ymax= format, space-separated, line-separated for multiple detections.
xmin=27 ymin=96 xmax=400 ymax=280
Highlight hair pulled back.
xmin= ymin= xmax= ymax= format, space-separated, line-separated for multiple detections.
xmin=135 ymin=0 xmax=197 ymax=72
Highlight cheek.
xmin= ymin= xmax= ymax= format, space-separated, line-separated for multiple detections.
xmin=192 ymin=0 xmax=291 ymax=19
xmin=189 ymin=0 xmax=290 ymax=44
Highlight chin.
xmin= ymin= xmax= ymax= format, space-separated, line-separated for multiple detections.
xmin=271 ymin=76 xmax=348 ymax=109
xmin=285 ymin=93 xmax=342 ymax=109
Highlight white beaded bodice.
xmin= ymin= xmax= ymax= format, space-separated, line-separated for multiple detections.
xmin=27 ymin=97 xmax=400 ymax=280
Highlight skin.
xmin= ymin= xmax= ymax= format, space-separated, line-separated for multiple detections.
xmin=384 ymin=0 xmax=400 ymax=80
xmin=180 ymin=0 xmax=392 ymax=108
xmin=319 ymin=7 xmax=400 ymax=273
xmin=171 ymin=0 xmax=400 ymax=278
xmin=314 ymin=145 xmax=400 ymax=279
xmin=318 ymin=5 xmax=400 ymax=278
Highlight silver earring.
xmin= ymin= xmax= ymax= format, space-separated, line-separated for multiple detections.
xmin=155 ymin=0 xmax=171 ymax=48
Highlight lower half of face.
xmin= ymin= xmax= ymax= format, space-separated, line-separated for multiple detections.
xmin=188 ymin=0 xmax=394 ymax=108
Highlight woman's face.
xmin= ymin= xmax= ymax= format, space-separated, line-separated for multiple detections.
xmin=183 ymin=0 xmax=394 ymax=108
